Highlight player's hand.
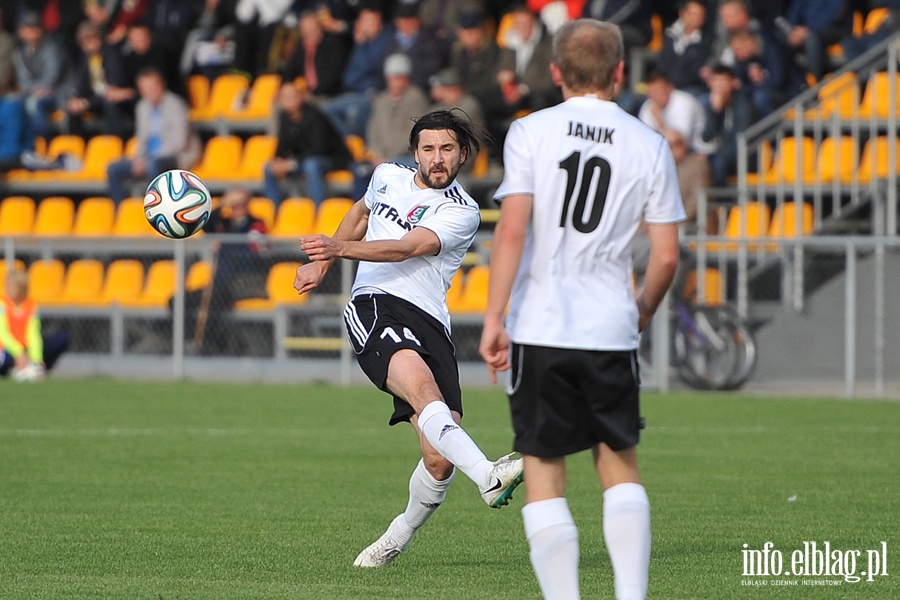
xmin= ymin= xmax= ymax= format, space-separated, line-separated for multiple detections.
xmin=293 ymin=261 xmax=327 ymax=295
xmin=300 ymin=234 xmax=343 ymax=261
xmin=479 ymin=320 xmax=511 ymax=384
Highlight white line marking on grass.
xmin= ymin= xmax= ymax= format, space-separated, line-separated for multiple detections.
xmin=0 ymin=428 xmax=383 ymax=437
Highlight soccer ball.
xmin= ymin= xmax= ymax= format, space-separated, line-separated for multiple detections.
xmin=12 ymin=362 xmax=45 ymax=382
xmin=144 ymin=169 xmax=212 ymax=239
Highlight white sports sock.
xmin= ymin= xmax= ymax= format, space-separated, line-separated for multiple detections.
xmin=522 ymin=498 xmax=580 ymax=600
xmin=393 ymin=459 xmax=454 ymax=546
xmin=603 ymin=482 xmax=651 ymax=600
xmin=418 ymin=401 xmax=492 ymax=489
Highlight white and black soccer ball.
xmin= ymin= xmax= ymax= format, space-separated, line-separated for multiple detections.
xmin=12 ymin=362 xmax=45 ymax=383
xmin=144 ymin=169 xmax=212 ymax=239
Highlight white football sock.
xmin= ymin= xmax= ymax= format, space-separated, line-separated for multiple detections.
xmin=522 ymin=498 xmax=580 ymax=600
xmin=391 ymin=459 xmax=454 ymax=547
xmin=603 ymin=482 xmax=651 ymax=600
xmin=418 ymin=401 xmax=492 ymax=489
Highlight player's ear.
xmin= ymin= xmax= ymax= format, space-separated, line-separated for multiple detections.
xmin=550 ymin=62 xmax=563 ymax=87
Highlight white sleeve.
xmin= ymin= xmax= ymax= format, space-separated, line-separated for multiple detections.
xmin=644 ymin=139 xmax=687 ymax=224
xmin=417 ymin=203 xmax=479 ymax=255
xmin=364 ymin=164 xmax=386 ymax=210
xmin=494 ymin=119 xmax=534 ymax=201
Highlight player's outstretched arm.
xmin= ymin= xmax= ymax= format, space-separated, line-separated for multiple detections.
xmin=479 ymin=193 xmax=532 ymax=383
xmin=637 ymin=222 xmax=680 ymax=331
xmin=302 ymin=226 xmax=441 ymax=264
xmin=295 ymin=199 xmax=370 ymax=295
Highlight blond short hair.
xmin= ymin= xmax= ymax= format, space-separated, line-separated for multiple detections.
xmin=552 ymin=19 xmax=623 ymax=94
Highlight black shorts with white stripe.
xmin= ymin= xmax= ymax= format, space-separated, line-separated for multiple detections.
xmin=507 ymin=343 xmax=644 ymax=457
xmin=344 ymin=293 xmax=462 ymax=425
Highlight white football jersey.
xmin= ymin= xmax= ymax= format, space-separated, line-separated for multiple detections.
xmin=352 ymin=162 xmax=481 ymax=332
xmin=495 ymin=95 xmax=686 ymax=350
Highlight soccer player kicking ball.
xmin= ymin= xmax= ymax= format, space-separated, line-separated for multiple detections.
xmin=295 ymin=109 xmax=523 ymax=568
xmin=480 ymin=20 xmax=685 ymax=600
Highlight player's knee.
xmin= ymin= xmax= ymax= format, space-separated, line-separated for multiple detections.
xmin=423 ymin=453 xmax=454 ymax=481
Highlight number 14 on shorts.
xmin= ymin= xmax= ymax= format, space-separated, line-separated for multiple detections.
xmin=381 ymin=327 xmax=422 ymax=346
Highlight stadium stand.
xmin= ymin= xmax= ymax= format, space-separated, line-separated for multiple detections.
xmin=0 ymin=196 xmax=36 ymax=235
xmin=32 ymin=197 xmax=76 ymax=236
xmin=270 ymin=197 xmax=316 ymax=238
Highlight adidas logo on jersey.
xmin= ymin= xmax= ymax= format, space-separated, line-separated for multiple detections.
xmin=377 ymin=184 xmax=387 ymax=194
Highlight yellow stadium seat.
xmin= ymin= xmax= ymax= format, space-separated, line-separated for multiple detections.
xmin=345 ymin=135 xmax=368 ymax=162
xmin=858 ymin=136 xmax=900 ymax=183
xmin=113 ymin=197 xmax=156 ymax=236
xmin=33 ymin=196 xmax=75 ymax=236
xmin=682 ymin=268 xmax=723 ymax=306
xmin=186 ymin=261 xmax=212 ymax=292
xmin=648 ymin=14 xmax=664 ymax=52
xmin=249 ymin=196 xmax=276 ymax=230
xmin=121 ymin=260 xmax=175 ymax=308
xmin=237 ymin=134 xmax=277 ymax=179
xmin=124 ymin=137 xmax=138 ymax=158
xmin=46 ymin=135 xmax=86 ymax=161
xmin=859 ymin=72 xmax=900 ymax=119
xmin=27 ymin=259 xmax=65 ymax=304
xmin=313 ymin=197 xmax=354 ymax=235
xmin=706 ymin=202 xmax=772 ymax=253
xmin=191 ymin=73 xmax=250 ymax=120
xmin=809 ymin=137 xmax=858 ymax=184
xmin=445 ymin=270 xmax=465 ymax=313
xmin=745 ymin=137 xmax=816 ymax=185
xmin=801 ymin=71 xmax=859 ymax=120
xmin=93 ymin=259 xmax=145 ymax=306
xmin=71 ymin=135 xmax=124 ymax=181
xmin=0 ymin=196 xmax=36 ymax=235
xmin=765 ymin=202 xmax=814 ymax=251
xmin=43 ymin=259 xmax=105 ymax=306
xmin=187 ymin=74 xmax=210 ymax=114
xmin=456 ymin=265 xmax=490 ymax=313
xmin=73 ymin=196 xmax=116 ymax=236
xmin=234 ymin=262 xmax=308 ymax=311
xmin=228 ymin=73 xmax=281 ymax=120
xmin=191 ymin=135 xmax=243 ymax=180
xmin=864 ymin=7 xmax=890 ymax=34
xmin=271 ymin=197 xmax=316 ymax=237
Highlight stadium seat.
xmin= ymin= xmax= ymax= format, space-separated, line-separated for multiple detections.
xmin=121 ymin=260 xmax=175 ymax=308
xmin=455 ymin=265 xmax=490 ymax=313
xmin=191 ymin=73 xmax=250 ymax=120
xmin=93 ymin=259 xmax=145 ymax=306
xmin=682 ymin=268 xmax=723 ymax=306
xmin=445 ymin=270 xmax=465 ymax=313
xmin=44 ymin=259 xmax=105 ymax=306
xmin=0 ymin=259 xmax=26 ymax=284
xmin=858 ymin=136 xmax=900 ymax=183
xmin=237 ymin=134 xmax=277 ymax=179
xmin=800 ymin=72 xmax=859 ymax=120
xmin=46 ymin=134 xmax=86 ymax=161
xmin=271 ymin=197 xmax=316 ymax=238
xmin=191 ymin=135 xmax=243 ymax=181
xmin=345 ymin=135 xmax=367 ymax=162
xmin=249 ymin=196 xmax=276 ymax=230
xmin=71 ymin=135 xmax=124 ymax=180
xmin=809 ymin=136 xmax=858 ymax=184
xmin=765 ymin=202 xmax=814 ymax=251
xmin=124 ymin=137 xmax=138 ymax=158
xmin=313 ymin=197 xmax=354 ymax=235
xmin=113 ymin=197 xmax=156 ymax=236
xmin=705 ymin=201 xmax=772 ymax=253
xmin=73 ymin=196 xmax=116 ymax=237
xmin=32 ymin=196 xmax=75 ymax=236
xmin=234 ymin=262 xmax=308 ymax=311
xmin=864 ymin=7 xmax=890 ymax=34
xmin=745 ymin=137 xmax=816 ymax=185
xmin=186 ymin=261 xmax=212 ymax=292
xmin=27 ymin=259 xmax=65 ymax=304
xmin=228 ymin=73 xmax=281 ymax=120
xmin=0 ymin=196 xmax=36 ymax=235
xmin=858 ymin=72 xmax=900 ymax=119
xmin=187 ymin=75 xmax=210 ymax=114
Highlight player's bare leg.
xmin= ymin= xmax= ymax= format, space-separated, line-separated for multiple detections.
xmin=595 ymin=444 xmax=650 ymax=600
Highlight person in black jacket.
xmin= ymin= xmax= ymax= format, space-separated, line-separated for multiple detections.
xmin=278 ymin=10 xmax=350 ymax=100
xmin=64 ymin=21 xmax=135 ymax=138
xmin=263 ymin=81 xmax=352 ymax=205
xmin=656 ymin=0 xmax=713 ymax=96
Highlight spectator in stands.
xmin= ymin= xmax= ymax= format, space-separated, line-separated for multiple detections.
xmin=84 ymin=0 xmax=152 ymax=45
xmin=0 ymin=8 xmax=14 ymax=94
xmin=264 ymin=81 xmax=353 ymax=206
xmin=233 ymin=0 xmax=292 ymax=77
xmin=428 ymin=68 xmax=484 ymax=127
xmin=180 ymin=187 xmax=268 ymax=356
xmin=365 ymin=52 xmax=430 ymax=167
xmin=841 ymin=1 xmax=900 ymax=63
xmin=385 ymin=1 xmax=448 ymax=92
xmin=321 ymin=6 xmax=392 ymax=138
xmin=639 ymin=69 xmax=715 ymax=156
xmin=178 ymin=0 xmax=239 ymax=78
xmin=0 ymin=94 xmax=27 ymax=171
xmin=701 ymin=0 xmax=771 ymax=83
xmin=0 ymin=269 xmax=69 ymax=381
xmin=582 ymin=0 xmax=653 ymax=55
xmin=278 ymin=10 xmax=351 ymax=100
xmin=64 ymin=21 xmax=135 ymax=139
xmin=449 ymin=10 xmax=502 ymax=113
xmin=657 ymin=0 xmax=714 ymax=95
xmin=106 ymin=67 xmax=201 ymax=203
xmin=664 ymin=129 xmax=710 ymax=230
xmin=777 ymin=0 xmax=852 ymax=83
xmin=13 ymin=11 xmax=64 ymax=141
xmin=120 ymin=21 xmax=185 ymax=98
xmin=145 ymin=0 xmax=205 ymax=64
xmin=728 ymin=27 xmax=804 ymax=116
xmin=418 ymin=0 xmax=485 ymax=39
xmin=19 ymin=1 xmax=85 ymax=57
xmin=482 ymin=5 xmax=559 ymax=150
xmin=700 ymin=64 xmax=757 ymax=187
xmin=528 ymin=0 xmax=583 ymax=34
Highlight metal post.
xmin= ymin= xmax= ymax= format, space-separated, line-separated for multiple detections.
xmin=172 ymin=240 xmax=186 ymax=379
xmin=874 ymin=242 xmax=885 ymax=397
xmin=844 ymin=243 xmax=856 ymax=398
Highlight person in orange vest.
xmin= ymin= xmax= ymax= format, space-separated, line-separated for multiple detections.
xmin=0 ymin=269 xmax=69 ymax=381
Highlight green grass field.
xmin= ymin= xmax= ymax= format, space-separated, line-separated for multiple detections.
xmin=1 ymin=380 xmax=897 ymax=599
